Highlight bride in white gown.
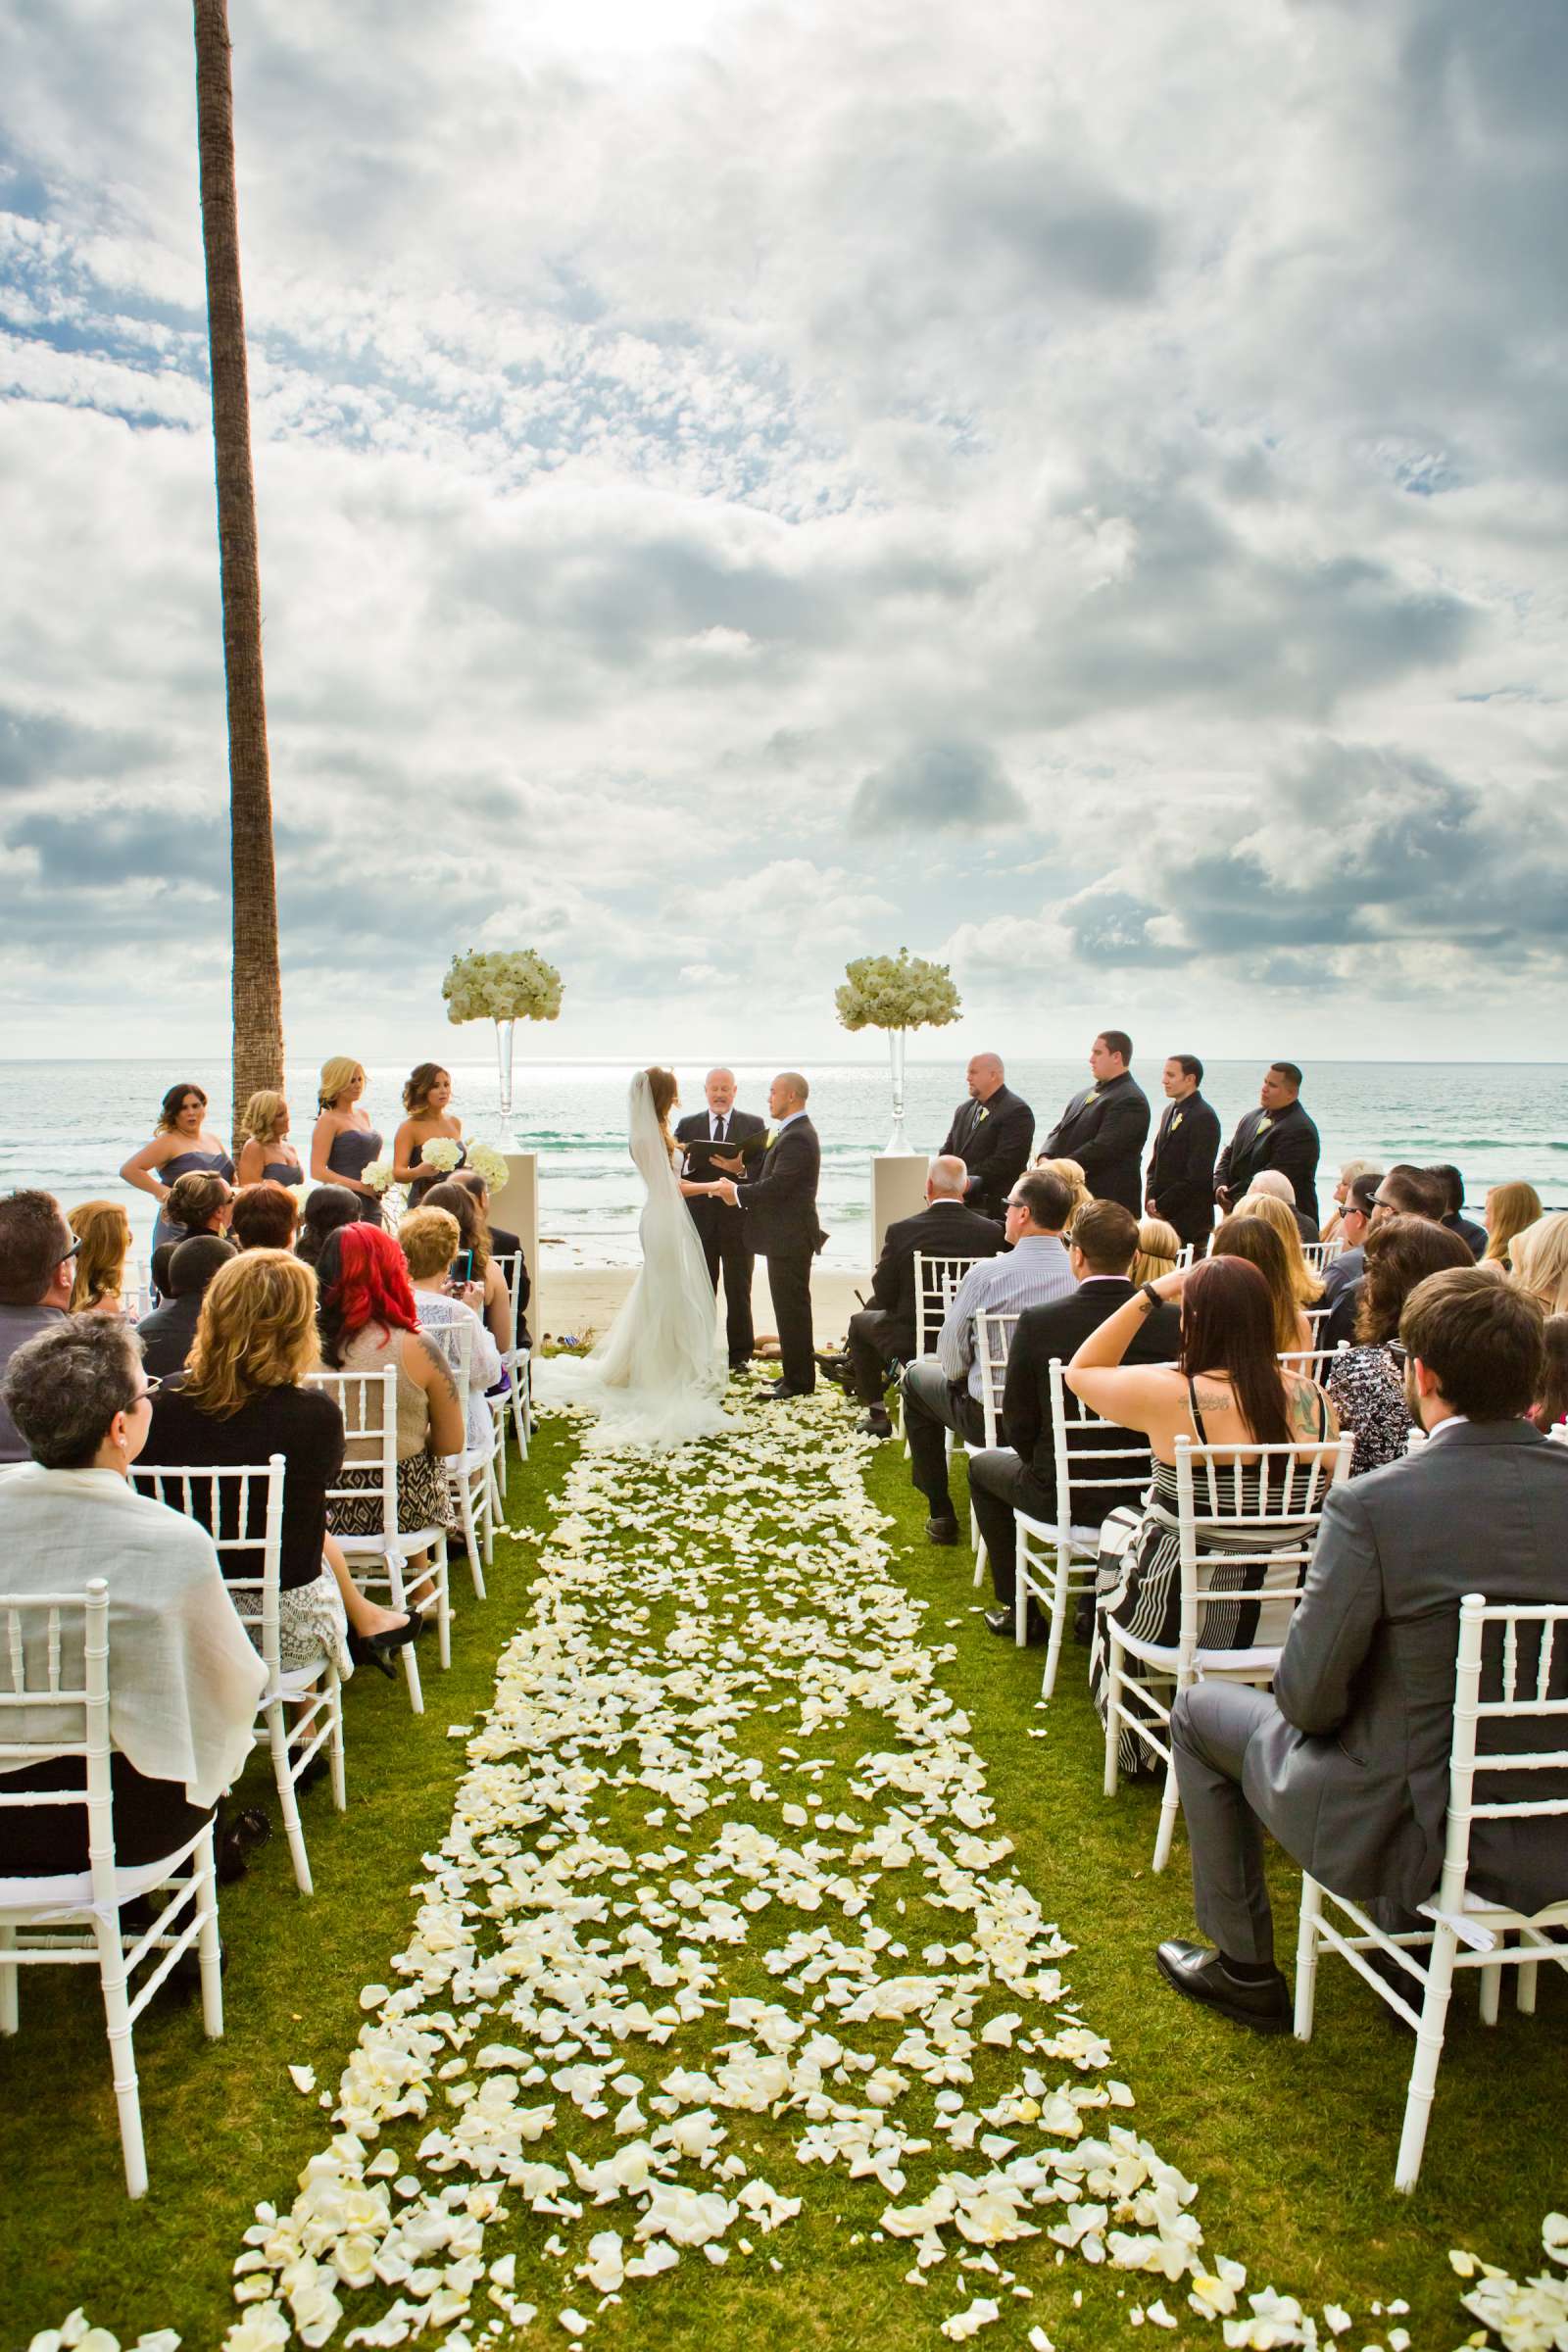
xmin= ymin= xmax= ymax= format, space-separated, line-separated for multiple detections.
xmin=530 ymin=1068 xmax=737 ymax=1450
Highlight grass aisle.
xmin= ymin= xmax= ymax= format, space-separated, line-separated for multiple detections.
xmin=5 ymin=1388 xmax=1561 ymax=2350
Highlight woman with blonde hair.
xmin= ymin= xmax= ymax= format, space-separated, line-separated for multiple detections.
xmin=419 ymin=1180 xmax=511 ymax=1353
xmin=1035 ymin=1155 xmax=1091 ymax=1231
xmin=235 ymin=1089 xmax=303 ymax=1190
xmin=68 ymin=1200 xmax=131 ymax=1317
xmin=1233 ymin=1191 xmax=1324 ymax=1312
xmin=138 ymin=1250 xmax=421 ymax=1677
xmin=1484 ymin=1181 xmax=1544 ymax=1273
xmin=392 ymin=1063 xmax=466 ymax=1185
xmin=311 ymin=1056 xmax=385 ymax=1221
xmin=400 ymin=1206 xmax=504 ymax=1453
xmin=1321 ymin=1157 xmax=1381 ymax=1246
xmin=1129 ymin=1216 xmax=1181 ymax=1289
xmin=1511 ymin=1215 xmax=1568 ymax=1316
xmin=1209 ymin=1214 xmax=1313 ymax=1353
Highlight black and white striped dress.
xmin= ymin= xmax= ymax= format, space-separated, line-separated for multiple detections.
xmin=1090 ymin=1377 xmax=1329 ymax=1775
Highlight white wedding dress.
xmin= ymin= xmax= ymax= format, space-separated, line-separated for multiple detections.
xmin=530 ymin=1072 xmax=734 ymax=1450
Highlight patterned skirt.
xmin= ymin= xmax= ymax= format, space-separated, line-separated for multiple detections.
xmin=328 ymin=1450 xmax=449 ymax=1542
xmin=233 ymin=1564 xmax=351 ymax=1679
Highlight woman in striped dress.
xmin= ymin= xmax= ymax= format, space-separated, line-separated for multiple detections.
xmin=1066 ymin=1254 xmax=1338 ymax=1776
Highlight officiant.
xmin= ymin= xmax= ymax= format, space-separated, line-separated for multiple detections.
xmin=676 ymin=1068 xmax=766 ymax=1370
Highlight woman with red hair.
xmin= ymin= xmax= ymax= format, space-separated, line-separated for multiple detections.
xmin=1066 ymin=1253 xmax=1339 ymax=1773
xmin=316 ymin=1224 xmax=465 ymax=1551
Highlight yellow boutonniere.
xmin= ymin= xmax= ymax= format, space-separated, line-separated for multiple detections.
xmin=764 ymin=1128 xmax=776 ymax=1149
xmin=977 ymin=1106 xmax=989 ymax=1122
xmin=1170 ymin=1111 xmax=1183 ymax=1131
xmin=1084 ymin=1087 xmax=1099 ymax=1104
xmin=1257 ymin=1115 xmax=1273 ymax=1132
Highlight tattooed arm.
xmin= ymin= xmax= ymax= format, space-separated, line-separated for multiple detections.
xmin=406 ymin=1329 xmax=466 ymax=1455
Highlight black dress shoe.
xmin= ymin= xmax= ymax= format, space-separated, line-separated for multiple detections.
xmin=349 ymin=1613 xmax=423 ymax=1681
xmin=925 ymin=1515 xmax=959 ymax=1546
xmin=858 ymin=1408 xmax=893 ymax=1439
xmin=1155 ymin=1939 xmax=1291 ymax=2033
xmin=764 ymin=1380 xmax=812 ymax=1399
xmin=984 ymin=1604 xmax=1047 ymax=1643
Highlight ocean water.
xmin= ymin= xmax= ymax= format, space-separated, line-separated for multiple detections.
xmin=3 ymin=1056 xmax=1564 ymax=1269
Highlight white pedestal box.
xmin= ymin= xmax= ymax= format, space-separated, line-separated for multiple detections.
xmin=489 ymin=1152 xmax=540 ymax=1327
xmin=871 ymin=1152 xmax=929 ymax=1258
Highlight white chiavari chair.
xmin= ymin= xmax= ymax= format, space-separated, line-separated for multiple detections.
xmin=966 ymin=1309 xmax=1022 ymax=1587
xmin=309 ymin=1367 xmax=449 ymax=1714
xmin=1017 ymin=1363 xmax=1154 ymax=1697
xmin=902 ymin=1250 xmax=989 ymax=1449
xmin=417 ymin=1312 xmax=497 ymax=1594
xmin=490 ymin=1250 xmax=532 ymax=1481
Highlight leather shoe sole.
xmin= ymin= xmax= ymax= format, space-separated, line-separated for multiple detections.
xmin=925 ymin=1517 xmax=959 ymax=1545
xmin=1155 ymin=1938 xmax=1291 ymax=2034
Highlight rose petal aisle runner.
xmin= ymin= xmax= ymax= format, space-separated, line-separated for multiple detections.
xmin=220 ymin=1389 xmax=1339 ymax=2351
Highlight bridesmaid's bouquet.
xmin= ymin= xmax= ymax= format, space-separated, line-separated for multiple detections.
xmin=361 ymin=1157 xmax=396 ymax=1194
xmin=419 ymin=1139 xmax=463 ymax=1176
xmin=468 ymin=1143 xmax=511 ymax=1189
xmin=835 ymin=948 xmax=962 ymax=1032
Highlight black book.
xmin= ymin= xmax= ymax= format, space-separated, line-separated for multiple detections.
xmin=684 ymin=1132 xmax=766 ymax=1171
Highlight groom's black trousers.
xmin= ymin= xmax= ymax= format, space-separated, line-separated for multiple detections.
xmin=696 ymin=1208 xmax=755 ymax=1366
xmin=765 ymin=1245 xmax=815 ymax=1393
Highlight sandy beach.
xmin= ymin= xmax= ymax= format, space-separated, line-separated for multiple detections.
xmin=535 ymin=1257 xmax=868 ymax=1350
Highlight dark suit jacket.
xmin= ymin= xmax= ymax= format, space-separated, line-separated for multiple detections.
xmin=1001 ymin=1278 xmax=1181 ymax=1518
xmin=1043 ymin=1074 xmax=1151 ymax=1213
xmin=487 ymin=1224 xmax=531 ymax=1343
xmin=869 ymin=1202 xmax=1005 ymax=1355
xmin=1321 ymin=1244 xmax=1364 ymax=1304
xmin=134 ymin=1292 xmax=207 ymax=1380
xmin=1214 ymin=1101 xmax=1321 ymax=1226
xmin=676 ymin=1109 xmax=766 ymax=1249
xmin=736 ymin=1116 xmax=824 ymax=1258
xmin=1255 ymin=1421 xmax=1568 ymax=1912
xmin=1445 ymin=1211 xmax=1488 ymax=1260
xmin=940 ymin=1086 xmax=1035 ymax=1220
xmin=1323 ymin=1281 xmax=1361 ymax=1352
xmin=1145 ymin=1094 xmax=1220 ymax=1244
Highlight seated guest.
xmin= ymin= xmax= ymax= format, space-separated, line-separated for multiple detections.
xmin=68 ymin=1200 xmax=131 ymax=1317
xmin=1065 ymin=1256 xmax=1337 ymax=1776
xmin=296 ymin=1185 xmax=363 ymax=1270
xmin=1426 ymin=1163 xmax=1487 ymax=1258
xmin=1531 ymin=1314 xmax=1568 ymax=1435
xmin=1482 ymin=1180 xmax=1543 ymax=1273
xmin=847 ymin=1155 xmax=1004 ymax=1438
xmin=399 ymin=1206 xmax=504 ymax=1454
xmin=1325 ymin=1216 xmax=1472 ymax=1475
xmin=138 ymin=1250 xmax=420 ymax=1676
xmin=234 ymin=1089 xmax=304 ymax=1190
xmin=1157 ymin=1267 xmax=1566 ymax=2033
xmin=1244 ymin=1167 xmax=1319 ymax=1245
xmin=229 ymin=1179 xmax=301 ymax=1253
xmin=135 ymin=1235 xmax=237 ymax=1378
xmin=0 ymin=1315 xmax=266 ymax=1873
xmin=903 ymin=1169 xmax=1075 ymax=1544
xmin=1370 ymin=1164 xmax=1445 ymax=1225
xmin=451 ymin=1166 xmax=531 ymax=1346
xmin=1035 ymin=1156 xmax=1091 ymax=1233
xmin=1233 ymin=1192 xmax=1325 ymax=1322
xmin=968 ymin=1201 xmax=1181 ymax=1638
xmin=150 ymin=1168 xmax=236 ymax=1298
xmin=1321 ymin=1158 xmax=1381 ymax=1247
xmin=0 ymin=1191 xmax=75 ymax=1464
xmin=1511 ymin=1215 xmax=1568 ymax=1317
xmin=1320 ymin=1173 xmax=1382 ymax=1307
xmin=316 ymin=1225 xmax=465 ymax=1561
xmin=1130 ymin=1217 xmax=1181 ymax=1288
xmin=1042 ymin=1031 xmax=1152 ymax=1213
xmin=1210 ymin=1214 xmax=1313 ymax=1353
xmin=419 ymin=1180 xmax=512 ymax=1356
xmin=940 ymin=1054 xmax=1035 ymax=1221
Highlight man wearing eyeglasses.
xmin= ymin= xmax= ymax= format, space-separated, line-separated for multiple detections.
xmin=0 ymin=1191 xmax=77 ymax=1464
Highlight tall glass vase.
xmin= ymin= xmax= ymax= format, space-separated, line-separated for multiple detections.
xmin=493 ymin=1017 xmax=517 ymax=1148
xmin=883 ymin=1025 xmax=910 ymax=1154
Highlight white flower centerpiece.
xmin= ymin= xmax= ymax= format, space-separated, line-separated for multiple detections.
xmin=836 ymin=947 xmax=962 ymax=1152
xmin=441 ymin=947 xmax=564 ymax=1149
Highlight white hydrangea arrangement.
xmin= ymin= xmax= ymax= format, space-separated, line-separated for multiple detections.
xmin=418 ymin=1138 xmax=463 ymax=1176
xmin=835 ymin=948 xmax=962 ymax=1033
xmin=442 ymin=948 xmax=564 ymax=1026
xmin=467 ymin=1143 xmax=511 ymax=1190
xmin=360 ymin=1157 xmax=396 ymax=1195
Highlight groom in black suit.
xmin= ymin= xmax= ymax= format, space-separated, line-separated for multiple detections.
xmin=675 ymin=1067 xmax=767 ymax=1370
xmin=717 ymin=1072 xmax=825 ymax=1397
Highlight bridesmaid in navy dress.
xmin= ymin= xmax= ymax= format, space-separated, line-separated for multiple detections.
xmin=120 ymin=1082 xmax=236 ymax=1261
xmin=236 ymin=1090 xmax=304 ymax=1190
xmin=310 ymin=1055 xmax=387 ymax=1223
xmin=392 ymin=1062 xmax=466 ymax=1185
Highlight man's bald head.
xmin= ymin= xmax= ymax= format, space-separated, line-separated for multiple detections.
xmin=769 ymin=1071 xmax=808 ymax=1117
xmin=928 ymin=1155 xmax=967 ymax=1200
xmin=1246 ymin=1169 xmax=1296 ymax=1204
xmin=966 ymin=1053 xmax=1004 ymax=1102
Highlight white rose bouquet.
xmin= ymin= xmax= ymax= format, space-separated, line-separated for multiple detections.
xmin=442 ymin=948 xmax=564 ymax=1025
xmin=361 ymin=1157 xmax=396 ymax=1195
xmin=468 ymin=1143 xmax=510 ymax=1190
xmin=418 ymin=1138 xmax=463 ymax=1176
xmin=835 ymin=948 xmax=962 ymax=1034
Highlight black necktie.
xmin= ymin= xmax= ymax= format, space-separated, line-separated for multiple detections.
xmin=714 ymin=1115 xmax=727 ymax=1143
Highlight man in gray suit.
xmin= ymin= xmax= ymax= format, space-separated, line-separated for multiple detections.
xmin=1157 ymin=1265 xmax=1568 ymax=2032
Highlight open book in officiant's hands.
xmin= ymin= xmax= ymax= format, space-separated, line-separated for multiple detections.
xmin=684 ymin=1133 xmax=765 ymax=1174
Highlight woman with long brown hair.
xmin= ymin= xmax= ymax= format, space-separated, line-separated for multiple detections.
xmin=1484 ymin=1180 xmax=1544 ymax=1272
xmin=138 ymin=1250 xmax=421 ymax=1676
xmin=1067 ymin=1254 xmax=1338 ymax=1771
xmin=1324 ymin=1214 xmax=1473 ymax=1475
xmin=391 ymin=1063 xmax=466 ymax=1186
xmin=1209 ymin=1214 xmax=1313 ymax=1353
xmin=67 ymin=1200 xmax=131 ymax=1317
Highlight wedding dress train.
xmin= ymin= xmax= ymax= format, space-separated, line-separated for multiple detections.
xmin=530 ymin=1071 xmax=734 ymax=1450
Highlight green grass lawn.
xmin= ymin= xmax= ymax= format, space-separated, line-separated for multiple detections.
xmin=0 ymin=1403 xmax=1559 ymax=2351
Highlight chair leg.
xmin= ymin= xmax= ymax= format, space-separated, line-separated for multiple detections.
xmin=494 ymin=1409 xmax=510 ymax=1498
xmin=1479 ymin=1952 xmax=1503 ymax=2026
xmin=1294 ymin=1876 xmax=1323 ymax=2040
xmin=194 ymin=1826 xmax=224 ymax=2041
xmin=327 ymin=1672 xmax=347 ymax=1812
xmin=93 ymin=1908 xmax=147 ymax=2199
xmin=1103 ymin=1632 xmax=1124 ymax=1797
xmin=456 ymin=1476 xmax=486 ymax=1602
xmin=480 ymin=1460 xmax=496 ymax=1570
xmin=1518 ymin=1955 xmax=1539 ymax=2015
xmin=1041 ymin=1546 xmax=1070 ymax=1700
xmin=267 ymin=1697 xmax=314 ymax=1897
xmin=0 ymin=1922 xmax=17 ymax=2034
xmin=433 ymin=1536 xmax=452 ymax=1671
xmin=383 ymin=1549 xmax=424 ymax=1715
xmin=1152 ymin=1752 xmax=1182 ymax=1874
xmin=1395 ymin=1921 xmax=1457 ymax=2193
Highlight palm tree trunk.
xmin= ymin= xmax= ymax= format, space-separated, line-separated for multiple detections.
xmin=193 ymin=0 xmax=284 ymax=1140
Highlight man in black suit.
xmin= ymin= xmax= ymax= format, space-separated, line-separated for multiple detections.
xmin=675 ymin=1067 xmax=767 ymax=1370
xmin=1145 ymin=1053 xmax=1220 ymax=1252
xmin=967 ymin=1200 xmax=1181 ymax=1637
xmin=1213 ymin=1061 xmax=1321 ymax=1228
xmin=940 ymin=1054 xmax=1035 ymax=1222
xmin=718 ymin=1073 xmax=825 ymax=1397
xmin=846 ymin=1156 xmax=1004 ymax=1438
xmin=1428 ymin=1163 xmax=1488 ymax=1259
xmin=1043 ymin=1031 xmax=1151 ymax=1213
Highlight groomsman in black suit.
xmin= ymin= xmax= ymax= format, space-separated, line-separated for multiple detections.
xmin=1145 ymin=1053 xmax=1220 ymax=1252
xmin=846 ymin=1155 xmax=1005 ymax=1437
xmin=940 ymin=1054 xmax=1035 ymax=1221
xmin=718 ymin=1073 xmax=826 ymax=1397
xmin=1214 ymin=1061 xmax=1321 ymax=1227
xmin=1042 ymin=1030 xmax=1151 ymax=1213
xmin=676 ymin=1067 xmax=767 ymax=1370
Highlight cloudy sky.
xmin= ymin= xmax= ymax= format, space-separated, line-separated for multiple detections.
xmin=2 ymin=0 xmax=1564 ymax=1066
